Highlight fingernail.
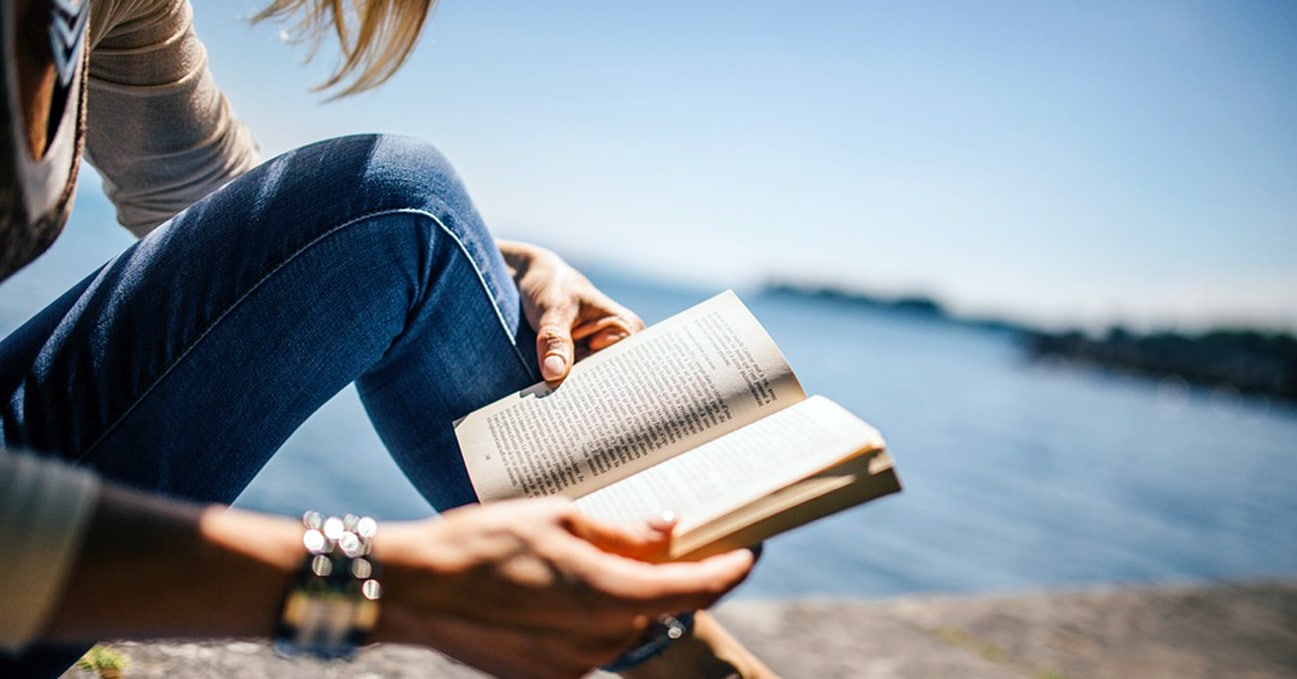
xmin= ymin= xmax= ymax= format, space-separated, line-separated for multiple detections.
xmin=543 ymin=355 xmax=566 ymax=378
xmin=647 ymin=510 xmax=677 ymax=532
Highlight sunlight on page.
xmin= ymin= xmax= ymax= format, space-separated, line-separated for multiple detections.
xmin=573 ymin=396 xmax=879 ymax=533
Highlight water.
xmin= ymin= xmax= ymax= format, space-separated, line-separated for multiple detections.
xmin=568 ymin=281 xmax=1297 ymax=597
xmin=4 ymin=195 xmax=1296 ymax=599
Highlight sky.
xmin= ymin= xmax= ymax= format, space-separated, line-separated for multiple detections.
xmin=170 ymin=1 xmax=1297 ymax=331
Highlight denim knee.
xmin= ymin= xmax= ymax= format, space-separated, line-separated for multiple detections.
xmin=180 ymin=134 xmax=482 ymax=249
xmin=305 ymin=134 xmax=487 ymax=245
xmin=339 ymin=134 xmax=507 ymax=301
xmin=157 ymin=133 xmax=504 ymax=301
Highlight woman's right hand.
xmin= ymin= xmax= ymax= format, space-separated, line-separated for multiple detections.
xmin=371 ymin=497 xmax=756 ymax=679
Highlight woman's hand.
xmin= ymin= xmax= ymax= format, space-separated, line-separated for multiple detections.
xmin=36 ymin=478 xmax=758 ymax=679
xmin=372 ymin=498 xmax=756 ymax=679
xmin=498 ymin=240 xmax=645 ymax=382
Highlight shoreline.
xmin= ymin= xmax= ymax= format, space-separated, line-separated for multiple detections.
xmin=63 ymin=579 xmax=1297 ymax=678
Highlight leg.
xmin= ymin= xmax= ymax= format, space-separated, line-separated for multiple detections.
xmin=2 ymin=133 xmax=537 ymax=510
xmin=2 ymin=136 xmax=540 ymax=678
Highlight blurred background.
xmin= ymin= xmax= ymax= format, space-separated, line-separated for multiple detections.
xmin=2 ymin=0 xmax=1294 ymax=599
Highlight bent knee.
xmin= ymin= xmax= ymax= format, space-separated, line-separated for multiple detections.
xmin=358 ymin=135 xmax=458 ymax=206
xmin=331 ymin=135 xmax=489 ymax=242
xmin=214 ymin=134 xmax=488 ymax=245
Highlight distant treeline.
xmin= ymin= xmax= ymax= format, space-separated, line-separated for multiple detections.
xmin=761 ymin=281 xmax=1297 ymax=403
xmin=761 ymin=282 xmax=949 ymax=318
xmin=1026 ymin=328 xmax=1297 ymax=403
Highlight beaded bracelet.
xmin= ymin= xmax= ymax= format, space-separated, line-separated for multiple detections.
xmin=272 ymin=511 xmax=382 ymax=660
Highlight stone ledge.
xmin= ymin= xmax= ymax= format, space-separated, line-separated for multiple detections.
xmin=62 ymin=580 xmax=1297 ymax=679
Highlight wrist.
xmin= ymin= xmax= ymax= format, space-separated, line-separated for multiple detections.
xmin=495 ymin=239 xmax=533 ymax=271
xmin=43 ymin=491 xmax=304 ymax=644
xmin=620 ymin=611 xmax=775 ymax=679
xmin=366 ymin=519 xmax=458 ymax=645
xmin=602 ymin=612 xmax=695 ymax=674
xmin=198 ymin=506 xmax=305 ymax=637
xmin=496 ymin=239 xmax=559 ymax=275
xmin=271 ymin=512 xmax=384 ymax=659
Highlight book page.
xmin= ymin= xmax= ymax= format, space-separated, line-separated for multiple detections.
xmin=572 ymin=396 xmax=889 ymax=538
xmin=458 ymin=291 xmax=805 ymax=501
xmin=667 ymin=450 xmax=900 ymax=560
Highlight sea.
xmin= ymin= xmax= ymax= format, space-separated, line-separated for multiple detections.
xmin=4 ymin=193 xmax=1296 ymax=599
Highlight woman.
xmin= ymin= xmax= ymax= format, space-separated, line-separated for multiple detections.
xmin=0 ymin=0 xmax=776 ymax=677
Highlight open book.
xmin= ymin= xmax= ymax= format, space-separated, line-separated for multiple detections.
xmin=455 ymin=291 xmax=901 ymax=560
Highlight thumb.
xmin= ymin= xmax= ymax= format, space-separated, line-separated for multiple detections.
xmin=536 ymin=302 xmax=578 ymax=382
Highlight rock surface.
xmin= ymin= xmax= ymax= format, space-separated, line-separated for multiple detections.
xmin=62 ymin=580 xmax=1297 ymax=678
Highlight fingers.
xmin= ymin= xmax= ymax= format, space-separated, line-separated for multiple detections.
xmin=538 ymin=503 xmax=751 ymax=613
xmin=573 ymin=544 xmax=757 ymax=615
xmin=563 ymin=508 xmax=676 ymax=562
xmin=645 ymin=509 xmax=679 ymax=535
xmin=558 ymin=504 xmax=751 ymax=612
xmin=571 ymin=317 xmax=632 ymax=343
xmin=508 ymin=240 xmax=645 ymax=380
xmin=539 ymin=305 xmax=641 ymax=379
xmin=536 ymin=302 xmax=579 ymax=382
xmin=617 ymin=305 xmax=646 ymax=333
xmin=571 ymin=312 xmax=639 ymax=340
xmin=380 ymin=498 xmax=756 ymax=677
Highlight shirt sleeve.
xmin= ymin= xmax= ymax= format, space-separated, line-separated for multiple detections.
xmin=85 ymin=0 xmax=259 ymax=236
xmin=0 ymin=450 xmax=101 ymax=653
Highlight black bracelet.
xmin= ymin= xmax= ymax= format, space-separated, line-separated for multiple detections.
xmin=601 ymin=612 xmax=696 ymax=673
xmin=272 ymin=512 xmax=382 ymax=660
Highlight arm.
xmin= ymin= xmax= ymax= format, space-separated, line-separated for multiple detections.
xmin=494 ymin=243 xmax=780 ymax=677
xmin=39 ymin=484 xmax=298 ymax=642
xmin=85 ymin=0 xmax=259 ymax=236
xmin=36 ymin=476 xmax=755 ymax=679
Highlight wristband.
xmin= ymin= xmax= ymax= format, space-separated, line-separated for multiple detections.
xmin=272 ymin=511 xmax=382 ymax=660
xmin=601 ymin=612 xmax=696 ymax=673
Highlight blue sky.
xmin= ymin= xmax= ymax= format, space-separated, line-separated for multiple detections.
xmin=172 ymin=1 xmax=1297 ymax=330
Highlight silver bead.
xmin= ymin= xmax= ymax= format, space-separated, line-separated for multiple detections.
xmin=302 ymin=511 xmax=324 ymax=530
xmin=303 ymin=528 xmax=326 ymax=554
xmin=311 ymin=554 xmax=333 ymax=577
xmin=338 ymin=531 xmax=362 ymax=557
xmin=323 ymin=516 xmax=345 ymax=540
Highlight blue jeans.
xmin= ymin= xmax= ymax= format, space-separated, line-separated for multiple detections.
xmin=0 ymin=134 xmax=541 ymax=676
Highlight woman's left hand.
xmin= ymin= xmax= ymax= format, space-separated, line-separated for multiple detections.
xmin=498 ymin=240 xmax=645 ymax=383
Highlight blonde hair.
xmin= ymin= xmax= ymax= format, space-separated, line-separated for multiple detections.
xmin=255 ymin=0 xmax=435 ymax=97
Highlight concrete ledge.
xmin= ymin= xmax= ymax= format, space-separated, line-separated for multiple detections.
xmin=62 ymin=580 xmax=1297 ymax=678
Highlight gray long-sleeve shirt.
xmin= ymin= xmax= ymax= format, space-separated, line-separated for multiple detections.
xmin=86 ymin=0 xmax=259 ymax=234
xmin=0 ymin=0 xmax=258 ymax=650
